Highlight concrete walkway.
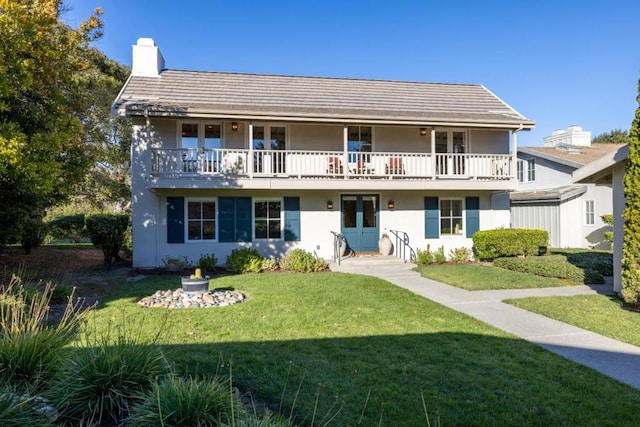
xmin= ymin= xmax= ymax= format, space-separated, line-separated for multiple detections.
xmin=331 ymin=256 xmax=640 ymax=390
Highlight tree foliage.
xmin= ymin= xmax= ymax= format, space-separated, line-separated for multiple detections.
xmin=592 ymin=129 xmax=630 ymax=145
xmin=622 ymin=78 xmax=640 ymax=304
xmin=0 ymin=0 xmax=118 ymax=246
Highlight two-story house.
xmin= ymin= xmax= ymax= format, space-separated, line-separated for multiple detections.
xmin=113 ymin=38 xmax=535 ymax=268
xmin=510 ymin=126 xmax=623 ymax=248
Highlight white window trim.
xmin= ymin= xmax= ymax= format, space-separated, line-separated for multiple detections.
xmin=517 ymin=159 xmax=525 ymax=182
xmin=185 ymin=197 xmax=218 ymax=242
xmin=177 ymin=120 xmax=224 ymax=149
xmin=439 ymin=197 xmax=465 ymax=237
xmin=527 ymin=158 xmax=536 ymax=182
xmin=252 ymin=197 xmax=284 ymax=241
xmin=585 ymin=199 xmax=596 ymax=226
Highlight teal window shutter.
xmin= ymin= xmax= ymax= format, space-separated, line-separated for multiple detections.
xmin=284 ymin=197 xmax=300 ymax=241
xmin=219 ymin=197 xmax=252 ymax=242
xmin=235 ymin=197 xmax=252 ymax=242
xmin=465 ymin=197 xmax=480 ymax=238
xmin=218 ymin=197 xmax=235 ymax=242
xmin=166 ymin=197 xmax=185 ymax=243
xmin=424 ymin=197 xmax=439 ymax=238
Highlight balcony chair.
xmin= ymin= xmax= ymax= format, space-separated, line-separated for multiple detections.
xmin=327 ymin=157 xmax=343 ymax=174
xmin=385 ymin=157 xmax=404 ymax=175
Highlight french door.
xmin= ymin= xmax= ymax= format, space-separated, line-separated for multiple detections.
xmin=435 ymin=130 xmax=467 ymax=175
xmin=341 ymin=194 xmax=379 ymax=252
xmin=252 ymin=124 xmax=286 ymax=174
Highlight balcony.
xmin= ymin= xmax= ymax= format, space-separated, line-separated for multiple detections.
xmin=151 ymin=148 xmax=513 ymax=180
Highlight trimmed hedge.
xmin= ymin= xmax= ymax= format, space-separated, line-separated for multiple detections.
xmin=472 ymin=229 xmax=548 ymax=260
xmin=494 ymin=255 xmax=604 ymax=284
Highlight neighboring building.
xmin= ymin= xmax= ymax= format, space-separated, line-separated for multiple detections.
xmin=113 ymin=38 xmax=535 ymax=268
xmin=510 ymin=126 xmax=624 ymax=248
xmin=573 ymin=144 xmax=629 ymax=293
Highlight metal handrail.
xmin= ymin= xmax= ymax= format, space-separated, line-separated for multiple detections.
xmin=330 ymin=231 xmax=347 ymax=265
xmin=387 ymin=229 xmax=416 ymax=263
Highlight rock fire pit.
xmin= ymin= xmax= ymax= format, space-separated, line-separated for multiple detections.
xmin=138 ymin=288 xmax=246 ymax=309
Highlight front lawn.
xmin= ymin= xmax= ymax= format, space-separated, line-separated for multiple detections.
xmin=86 ymin=272 xmax=640 ymax=425
xmin=415 ymin=264 xmax=565 ymax=290
xmin=506 ymin=294 xmax=640 ymax=347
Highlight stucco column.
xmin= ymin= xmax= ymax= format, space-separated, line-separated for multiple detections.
xmin=511 ymin=129 xmax=518 ymax=181
xmin=248 ymin=122 xmax=254 ymax=178
xmin=343 ymin=125 xmax=349 ymax=178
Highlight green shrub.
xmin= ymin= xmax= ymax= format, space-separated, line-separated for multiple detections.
xmin=415 ymin=245 xmax=434 ymax=265
xmin=0 ymin=277 xmax=87 ymax=392
xmin=280 ymin=249 xmax=328 ymax=272
xmin=225 ymin=248 xmax=264 ymax=274
xmin=128 ymin=376 xmax=238 ymax=426
xmin=47 ymin=214 xmax=86 ymax=243
xmin=19 ymin=218 xmax=48 ymax=254
xmin=162 ymin=255 xmax=191 ymax=272
xmin=434 ymin=246 xmax=446 ymax=264
xmin=49 ymin=285 xmax=74 ymax=304
xmin=262 ymin=257 xmax=279 ymax=272
xmin=85 ymin=214 xmax=130 ymax=267
xmin=449 ymin=247 xmax=472 ymax=263
xmin=601 ymin=214 xmax=613 ymax=226
xmin=50 ymin=322 xmax=168 ymax=425
xmin=472 ymin=228 xmax=548 ymax=260
xmin=198 ymin=253 xmax=218 ymax=273
xmin=493 ymin=255 xmax=606 ymax=284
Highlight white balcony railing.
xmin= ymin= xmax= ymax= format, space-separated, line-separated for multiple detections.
xmin=150 ymin=148 xmax=513 ymax=180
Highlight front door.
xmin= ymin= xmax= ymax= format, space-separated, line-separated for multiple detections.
xmin=341 ymin=194 xmax=379 ymax=252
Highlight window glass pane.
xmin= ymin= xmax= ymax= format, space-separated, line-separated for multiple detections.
xmin=527 ymin=159 xmax=536 ymax=181
xmin=268 ymin=220 xmax=281 ymax=239
xmin=435 ymin=131 xmax=448 ymax=153
xmin=440 ymin=199 xmax=451 ymax=215
xmin=270 ymin=126 xmax=286 ymax=150
xmin=451 ymin=200 xmax=462 ymax=217
xmin=268 ymin=201 xmax=281 ymax=218
xmin=453 ymin=132 xmax=465 ymax=153
xmin=452 ymin=217 xmax=463 ymax=234
xmin=362 ymin=196 xmax=377 ymax=228
xmin=181 ymin=123 xmax=199 ymax=149
xmin=188 ymin=202 xmax=201 ymax=219
xmin=255 ymin=220 xmax=267 ymax=239
xmin=188 ymin=221 xmax=200 ymax=240
xmin=254 ymin=201 xmax=267 ymax=219
xmin=342 ymin=197 xmax=357 ymax=228
xmin=204 ymin=124 xmax=221 ymax=149
xmin=203 ymin=221 xmax=215 ymax=239
xmin=440 ymin=218 xmax=451 ymax=235
xmin=202 ymin=202 xmax=215 ymax=219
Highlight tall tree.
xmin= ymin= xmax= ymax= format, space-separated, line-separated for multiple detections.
xmin=592 ymin=129 xmax=630 ymax=144
xmin=622 ymin=79 xmax=640 ymax=304
xmin=0 ymin=0 xmax=104 ymax=245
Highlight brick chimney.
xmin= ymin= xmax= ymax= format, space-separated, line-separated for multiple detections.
xmin=131 ymin=38 xmax=165 ymax=77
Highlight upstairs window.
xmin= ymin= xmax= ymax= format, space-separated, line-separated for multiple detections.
xmin=180 ymin=121 xmax=222 ymax=149
xmin=517 ymin=158 xmax=536 ymax=183
xmin=527 ymin=159 xmax=536 ymax=181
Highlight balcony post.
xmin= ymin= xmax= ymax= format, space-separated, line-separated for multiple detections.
xmin=511 ymin=129 xmax=518 ymax=180
xmin=343 ymin=125 xmax=349 ymax=179
xmin=430 ymin=128 xmax=436 ymax=179
xmin=248 ymin=122 xmax=254 ymax=178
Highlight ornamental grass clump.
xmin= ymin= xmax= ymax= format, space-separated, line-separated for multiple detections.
xmin=128 ymin=375 xmax=240 ymax=427
xmin=0 ymin=383 xmax=54 ymax=427
xmin=0 ymin=274 xmax=87 ymax=392
xmin=50 ymin=317 xmax=169 ymax=425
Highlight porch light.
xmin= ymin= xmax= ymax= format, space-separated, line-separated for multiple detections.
xmin=387 ymin=200 xmax=395 ymax=210
xmin=231 ymin=122 xmax=239 ymax=131
xmin=419 ymin=128 xmax=427 ymax=136
xmin=327 ymin=200 xmax=334 ymax=210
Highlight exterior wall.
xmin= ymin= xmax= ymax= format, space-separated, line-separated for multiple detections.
xmin=375 ymin=126 xmax=427 ymax=152
xmin=516 ymin=154 xmax=574 ymax=191
xmin=469 ymin=130 xmax=510 ymax=154
xmin=511 ymin=203 xmax=561 ymax=247
xmin=558 ymin=195 xmax=584 ymax=248
xmin=613 ymin=162 xmax=625 ymax=293
xmin=131 ymin=189 xmax=508 ymax=268
xmin=581 ymin=183 xmax=613 ymax=249
xmin=289 ymin=124 xmax=343 ymax=150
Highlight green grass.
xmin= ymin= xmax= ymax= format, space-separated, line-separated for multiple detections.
xmin=506 ymin=294 xmax=640 ymax=347
xmin=82 ymin=272 xmax=640 ymax=426
xmin=415 ymin=264 xmax=566 ymax=290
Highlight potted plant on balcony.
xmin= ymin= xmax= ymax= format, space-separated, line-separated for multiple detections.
xmin=379 ymin=233 xmax=393 ymax=256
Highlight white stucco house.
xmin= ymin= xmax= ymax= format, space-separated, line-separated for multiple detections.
xmin=113 ymin=38 xmax=536 ymax=269
xmin=510 ymin=126 xmax=624 ymax=248
xmin=573 ymin=144 xmax=629 ymax=293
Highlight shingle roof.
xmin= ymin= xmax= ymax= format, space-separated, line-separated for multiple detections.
xmin=113 ymin=69 xmax=534 ymax=128
xmin=519 ymin=143 xmax=627 ymax=169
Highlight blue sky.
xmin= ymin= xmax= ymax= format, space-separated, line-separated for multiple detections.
xmin=63 ymin=0 xmax=639 ymax=146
